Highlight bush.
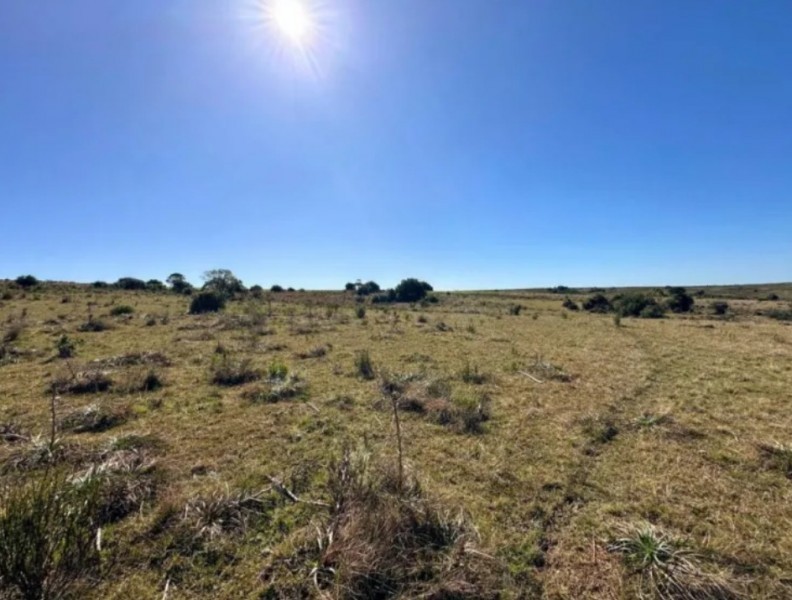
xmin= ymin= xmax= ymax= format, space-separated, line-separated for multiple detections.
xmin=613 ymin=294 xmax=664 ymax=318
xmin=372 ymin=289 xmax=397 ymax=304
xmin=355 ymin=306 xmax=366 ymax=319
xmin=562 ymin=297 xmax=579 ymax=311
xmin=110 ymin=305 xmax=134 ymax=316
xmin=91 ymin=281 xmax=109 ymax=289
xmin=394 ymin=278 xmax=433 ymax=303
xmin=15 ymin=275 xmax=38 ymax=288
xmin=711 ymin=301 xmax=729 ymax=316
xmin=344 ymin=282 xmax=356 ymax=291
xmin=115 ymin=277 xmax=147 ymax=290
xmin=666 ymin=287 xmax=694 ymax=313
xmin=582 ymin=293 xmax=612 ymax=313
xmin=146 ymin=279 xmax=165 ymax=291
xmin=0 ymin=473 xmax=101 ymax=600
xmin=77 ymin=318 xmax=110 ymax=332
xmin=210 ymin=355 xmax=260 ymax=386
xmin=508 ymin=304 xmax=523 ymax=316
xmin=270 ymin=285 xmax=284 ymax=293
xmin=189 ymin=291 xmax=226 ymax=314
xmin=56 ymin=335 xmax=75 ymax=359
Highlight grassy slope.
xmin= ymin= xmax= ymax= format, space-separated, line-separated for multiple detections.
xmin=0 ymin=283 xmax=790 ymax=598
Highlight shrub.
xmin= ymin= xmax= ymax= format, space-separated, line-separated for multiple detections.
xmin=59 ymin=403 xmax=130 ymax=433
xmin=249 ymin=285 xmax=264 ymax=298
xmin=355 ymin=306 xmax=366 ymax=319
xmin=210 ymin=355 xmax=260 ymax=386
xmin=460 ymin=361 xmax=487 ymax=384
xmin=15 ymin=275 xmax=38 ymax=288
xmin=270 ymin=285 xmax=284 ymax=293
xmin=110 ymin=304 xmax=134 ymax=316
xmin=372 ymin=289 xmax=397 ymax=304
xmin=355 ymin=350 xmax=375 ymax=380
xmin=115 ymin=277 xmax=147 ymax=290
xmin=91 ymin=281 xmax=108 ymax=289
xmin=0 ymin=473 xmax=101 ymax=600
xmin=344 ymin=282 xmax=356 ymax=291
xmin=508 ymin=304 xmax=523 ymax=315
xmin=267 ymin=360 xmax=289 ymax=381
xmin=666 ymin=287 xmax=695 ymax=313
xmin=711 ymin=301 xmax=729 ymax=316
xmin=50 ymin=370 xmax=113 ymax=395
xmin=765 ymin=309 xmax=792 ymax=322
xmin=394 ymin=278 xmax=433 ymax=303
xmin=56 ymin=335 xmax=76 ymax=359
xmin=562 ymin=297 xmax=579 ymax=311
xmin=77 ymin=317 xmax=110 ymax=332
xmin=582 ymin=293 xmax=611 ymax=313
xmin=613 ymin=294 xmax=664 ymax=318
xmin=189 ymin=291 xmax=226 ymax=314
xmin=146 ymin=279 xmax=165 ymax=291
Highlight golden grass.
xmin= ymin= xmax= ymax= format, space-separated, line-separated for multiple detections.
xmin=0 ymin=283 xmax=790 ymax=598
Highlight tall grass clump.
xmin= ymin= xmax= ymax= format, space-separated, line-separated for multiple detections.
xmin=355 ymin=350 xmax=375 ymax=380
xmin=0 ymin=473 xmax=102 ymax=600
xmin=608 ymin=524 xmax=742 ymax=599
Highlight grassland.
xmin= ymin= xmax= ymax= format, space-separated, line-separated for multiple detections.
xmin=0 ymin=281 xmax=791 ymax=599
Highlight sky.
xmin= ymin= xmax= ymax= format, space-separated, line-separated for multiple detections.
xmin=1 ymin=1 xmax=790 ymax=290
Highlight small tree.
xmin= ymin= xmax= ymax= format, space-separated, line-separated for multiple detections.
xmin=394 ymin=278 xmax=433 ymax=303
xmin=270 ymin=285 xmax=284 ymax=293
xmin=15 ymin=275 xmax=38 ymax=288
xmin=166 ymin=273 xmax=192 ymax=294
xmin=146 ymin=279 xmax=165 ymax=291
xmin=344 ymin=282 xmax=356 ymax=292
xmin=115 ymin=277 xmax=147 ymax=290
xmin=202 ymin=269 xmax=244 ymax=298
xmin=356 ymin=281 xmax=381 ymax=296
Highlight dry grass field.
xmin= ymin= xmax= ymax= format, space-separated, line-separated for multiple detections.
xmin=0 ymin=281 xmax=791 ymax=599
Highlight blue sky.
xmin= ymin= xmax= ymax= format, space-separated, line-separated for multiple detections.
xmin=1 ymin=1 xmax=790 ymax=290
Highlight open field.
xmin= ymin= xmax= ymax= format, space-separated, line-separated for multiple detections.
xmin=0 ymin=281 xmax=791 ymax=599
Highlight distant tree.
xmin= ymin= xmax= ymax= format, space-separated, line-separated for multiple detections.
xmin=146 ymin=279 xmax=165 ymax=291
xmin=115 ymin=277 xmax=147 ymax=290
xmin=271 ymin=285 xmax=284 ymax=293
xmin=356 ymin=281 xmax=381 ymax=296
xmin=15 ymin=275 xmax=38 ymax=288
xmin=202 ymin=269 xmax=244 ymax=298
xmin=166 ymin=273 xmax=192 ymax=295
xmin=345 ymin=282 xmax=356 ymax=292
xmin=91 ymin=281 xmax=109 ymax=288
xmin=394 ymin=278 xmax=433 ymax=303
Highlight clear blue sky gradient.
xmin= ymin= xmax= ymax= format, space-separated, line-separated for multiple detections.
xmin=1 ymin=1 xmax=790 ymax=290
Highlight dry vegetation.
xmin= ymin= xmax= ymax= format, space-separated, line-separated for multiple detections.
xmin=0 ymin=281 xmax=791 ymax=598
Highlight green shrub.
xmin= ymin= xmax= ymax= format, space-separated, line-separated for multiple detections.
xmin=267 ymin=360 xmax=289 ymax=381
xmin=613 ymin=294 xmax=664 ymax=318
xmin=77 ymin=318 xmax=110 ymax=332
xmin=355 ymin=281 xmax=381 ymax=296
xmin=508 ymin=304 xmax=523 ymax=315
xmin=0 ymin=472 xmax=101 ymax=600
xmin=582 ymin=293 xmax=611 ymax=313
xmin=56 ymin=335 xmax=76 ymax=359
xmin=666 ymin=287 xmax=695 ymax=313
xmin=146 ymin=279 xmax=165 ymax=291
xmin=270 ymin=285 xmax=284 ymax=293
xmin=189 ymin=291 xmax=226 ymax=314
xmin=110 ymin=305 xmax=134 ymax=316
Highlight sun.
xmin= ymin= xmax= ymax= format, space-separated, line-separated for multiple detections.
xmin=269 ymin=0 xmax=314 ymax=45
